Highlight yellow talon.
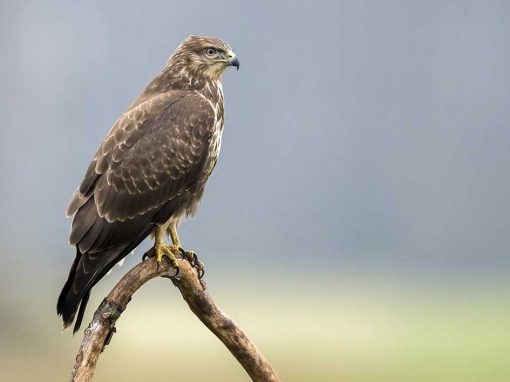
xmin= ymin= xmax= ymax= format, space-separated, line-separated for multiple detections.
xmin=148 ymin=224 xmax=204 ymax=277
xmin=150 ymin=243 xmax=179 ymax=269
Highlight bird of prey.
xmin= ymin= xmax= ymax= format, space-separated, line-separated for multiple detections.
xmin=57 ymin=36 xmax=239 ymax=333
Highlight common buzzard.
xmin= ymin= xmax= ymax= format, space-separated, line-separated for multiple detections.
xmin=57 ymin=35 xmax=239 ymax=333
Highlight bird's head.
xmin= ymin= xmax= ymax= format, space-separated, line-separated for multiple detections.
xmin=168 ymin=35 xmax=239 ymax=83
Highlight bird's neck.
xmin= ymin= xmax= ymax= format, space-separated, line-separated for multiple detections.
xmin=143 ymin=65 xmax=223 ymax=97
xmin=200 ymin=80 xmax=224 ymax=107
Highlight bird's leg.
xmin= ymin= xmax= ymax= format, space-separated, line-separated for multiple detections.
xmin=146 ymin=226 xmax=179 ymax=272
xmin=169 ymin=222 xmax=182 ymax=248
xmin=170 ymin=222 xmax=205 ymax=278
xmin=169 ymin=222 xmax=193 ymax=264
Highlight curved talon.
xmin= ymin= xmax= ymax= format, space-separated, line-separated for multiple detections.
xmin=149 ymin=243 xmax=180 ymax=273
xmin=142 ymin=252 xmax=149 ymax=261
xmin=180 ymin=249 xmax=198 ymax=267
xmin=190 ymin=252 xmax=198 ymax=267
xmin=151 ymin=242 xmax=203 ymax=278
xmin=178 ymin=247 xmax=189 ymax=263
xmin=195 ymin=261 xmax=205 ymax=279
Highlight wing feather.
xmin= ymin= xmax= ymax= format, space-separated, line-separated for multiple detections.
xmin=67 ymin=90 xmax=215 ymax=224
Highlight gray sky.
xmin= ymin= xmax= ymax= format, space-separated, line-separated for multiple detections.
xmin=1 ymin=0 xmax=509 ymax=286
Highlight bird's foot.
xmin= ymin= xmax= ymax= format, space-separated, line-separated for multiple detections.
xmin=144 ymin=243 xmax=180 ymax=275
xmin=179 ymin=248 xmax=205 ymax=279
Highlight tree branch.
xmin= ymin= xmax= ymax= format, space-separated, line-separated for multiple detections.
xmin=69 ymin=255 xmax=280 ymax=382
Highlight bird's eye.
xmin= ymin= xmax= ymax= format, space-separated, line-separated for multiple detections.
xmin=205 ymin=47 xmax=217 ymax=57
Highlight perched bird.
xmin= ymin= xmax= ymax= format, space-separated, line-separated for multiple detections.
xmin=57 ymin=36 xmax=239 ymax=333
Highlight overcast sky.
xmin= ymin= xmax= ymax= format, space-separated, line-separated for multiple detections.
xmin=1 ymin=0 xmax=509 ymax=286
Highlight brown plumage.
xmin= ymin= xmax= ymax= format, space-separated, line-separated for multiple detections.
xmin=57 ymin=36 xmax=239 ymax=333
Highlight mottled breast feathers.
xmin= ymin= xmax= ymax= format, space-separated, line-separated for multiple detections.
xmin=67 ymin=90 xmax=217 ymax=227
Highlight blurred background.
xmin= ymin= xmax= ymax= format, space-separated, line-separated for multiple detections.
xmin=1 ymin=0 xmax=509 ymax=381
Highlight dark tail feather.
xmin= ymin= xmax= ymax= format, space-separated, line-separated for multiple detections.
xmin=57 ymin=247 xmax=125 ymax=333
xmin=57 ymin=228 xmax=154 ymax=333
xmin=57 ymin=250 xmax=81 ymax=329
xmin=56 ymin=246 xmax=125 ymax=333
xmin=73 ymin=290 xmax=90 ymax=334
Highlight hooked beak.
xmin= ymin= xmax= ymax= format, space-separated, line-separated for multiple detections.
xmin=228 ymin=54 xmax=240 ymax=71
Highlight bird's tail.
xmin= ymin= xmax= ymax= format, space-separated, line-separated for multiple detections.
xmin=57 ymin=251 xmax=85 ymax=332
xmin=58 ymin=195 xmax=166 ymax=333
xmin=56 ymin=245 xmax=133 ymax=333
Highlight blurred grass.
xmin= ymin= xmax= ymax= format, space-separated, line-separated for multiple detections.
xmin=1 ymin=268 xmax=509 ymax=381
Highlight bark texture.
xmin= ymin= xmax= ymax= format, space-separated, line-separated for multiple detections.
xmin=69 ymin=255 xmax=280 ymax=382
